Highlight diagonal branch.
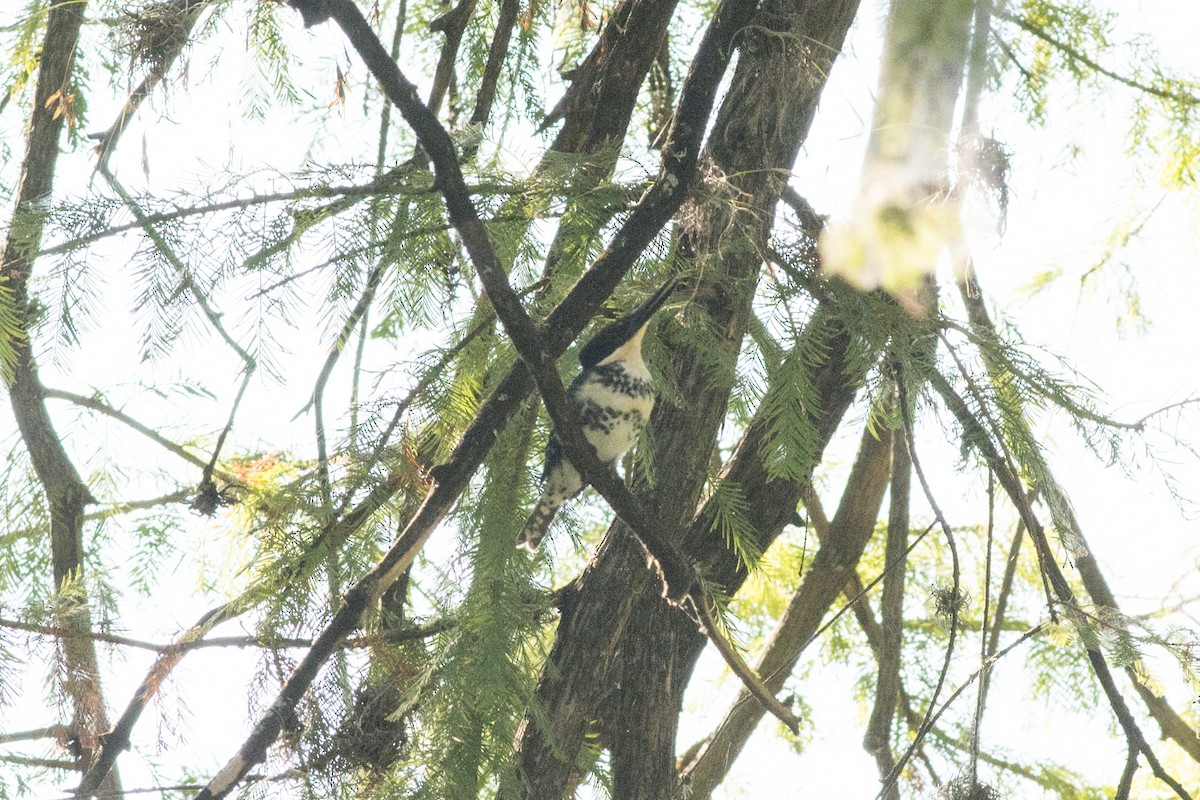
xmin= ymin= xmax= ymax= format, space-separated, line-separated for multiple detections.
xmin=317 ymin=0 xmax=758 ymax=587
xmin=926 ymin=368 xmax=1196 ymax=800
xmin=468 ymin=0 xmax=519 ymax=127
xmin=954 ymin=266 xmax=1200 ymax=767
xmin=43 ymin=388 xmax=227 ymax=479
xmin=92 ymin=0 xmax=214 ymax=170
xmin=680 ymin=420 xmax=894 ymax=800
xmin=994 ymin=9 xmax=1200 ymax=107
xmin=335 ymin=0 xmax=797 ymax=732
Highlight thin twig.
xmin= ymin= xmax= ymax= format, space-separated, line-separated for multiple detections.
xmin=689 ymin=596 xmax=801 ymax=734
xmin=35 ymin=177 xmax=496 ymax=259
xmin=911 ymin=623 xmax=1048 ymax=754
xmin=970 ymin=468 xmax=995 ymax=788
xmin=935 ymin=332 xmax=1059 ymax=618
xmin=43 ymin=388 xmax=223 ymax=478
xmin=801 ymin=520 xmax=936 ymax=655
xmin=308 ymin=263 xmax=386 ymax=506
xmin=938 ymin=318 xmax=1200 ymax=435
xmin=880 ymin=378 xmax=962 ymax=800
xmin=0 ymin=489 xmax=193 ymax=547
xmin=0 ymin=616 xmax=311 ymax=653
xmin=0 ymin=725 xmax=70 ymax=745
xmin=96 ymin=167 xmax=257 ymax=370
xmin=995 ymin=9 xmax=1200 ymax=106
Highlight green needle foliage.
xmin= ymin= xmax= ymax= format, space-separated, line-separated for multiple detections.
xmin=1 ymin=1 xmax=1200 ymax=799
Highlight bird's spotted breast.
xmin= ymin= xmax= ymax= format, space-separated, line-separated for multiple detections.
xmin=570 ymin=361 xmax=654 ymax=463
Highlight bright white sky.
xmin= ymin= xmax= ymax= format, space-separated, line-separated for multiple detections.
xmin=3 ymin=0 xmax=1200 ymax=797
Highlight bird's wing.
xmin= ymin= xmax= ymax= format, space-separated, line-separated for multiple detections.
xmin=541 ymin=432 xmax=563 ymax=483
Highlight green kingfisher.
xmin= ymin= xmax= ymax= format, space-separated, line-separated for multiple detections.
xmin=517 ymin=276 xmax=678 ymax=551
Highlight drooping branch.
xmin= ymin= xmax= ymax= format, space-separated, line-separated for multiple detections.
xmin=680 ymin=421 xmax=893 ymax=800
xmin=43 ymin=388 xmax=226 ymax=479
xmin=954 ymin=267 xmax=1200 ymax=768
xmin=969 ymin=470 xmax=996 ymax=789
xmin=926 ymin=367 xmax=1197 ymax=799
xmin=994 ymin=8 xmax=1200 ymax=107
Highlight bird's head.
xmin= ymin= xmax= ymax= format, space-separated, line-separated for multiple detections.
xmin=578 ymin=276 xmax=678 ymax=369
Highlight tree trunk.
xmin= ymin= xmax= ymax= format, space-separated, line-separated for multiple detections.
xmin=514 ymin=2 xmax=863 ymax=797
xmin=1 ymin=1 xmax=119 ymax=794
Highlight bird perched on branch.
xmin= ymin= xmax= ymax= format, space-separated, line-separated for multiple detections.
xmin=517 ymin=276 xmax=678 ymax=551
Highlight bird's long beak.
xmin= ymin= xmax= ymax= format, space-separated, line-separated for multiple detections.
xmin=623 ymin=275 xmax=678 ymax=333
xmin=580 ymin=275 xmax=679 ymax=368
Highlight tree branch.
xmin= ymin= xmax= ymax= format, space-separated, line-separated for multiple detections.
xmin=995 ymin=9 xmax=1200 ymax=107
xmin=43 ymin=388 xmax=224 ymax=478
xmin=329 ymin=0 xmax=796 ymax=733
xmin=863 ymin=429 xmax=910 ymax=798
xmin=955 ymin=264 xmax=1200 ymax=768
xmin=926 ymin=368 xmax=1197 ymax=800
xmin=0 ymin=725 xmax=71 ymax=745
xmin=468 ymin=0 xmax=519 ymax=128
xmin=879 ymin=388 xmax=962 ymax=800
xmin=688 ymin=595 xmax=802 ymax=734
xmin=1 ymin=1 xmax=120 ymax=792
xmin=680 ymin=421 xmax=893 ymax=799
xmin=426 ymin=0 xmax=477 ymax=123
xmin=92 ymin=0 xmax=214 ymax=170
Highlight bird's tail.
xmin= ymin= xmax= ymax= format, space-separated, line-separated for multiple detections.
xmin=516 ymin=496 xmax=561 ymax=552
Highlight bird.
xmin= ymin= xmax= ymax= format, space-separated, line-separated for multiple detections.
xmin=516 ymin=276 xmax=678 ymax=551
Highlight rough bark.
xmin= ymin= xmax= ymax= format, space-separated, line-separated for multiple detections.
xmin=1 ymin=0 xmax=119 ymax=794
xmin=514 ymin=2 xmax=864 ymax=797
xmin=548 ymin=0 xmax=682 ymax=155
xmin=605 ymin=1 xmax=865 ymax=794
